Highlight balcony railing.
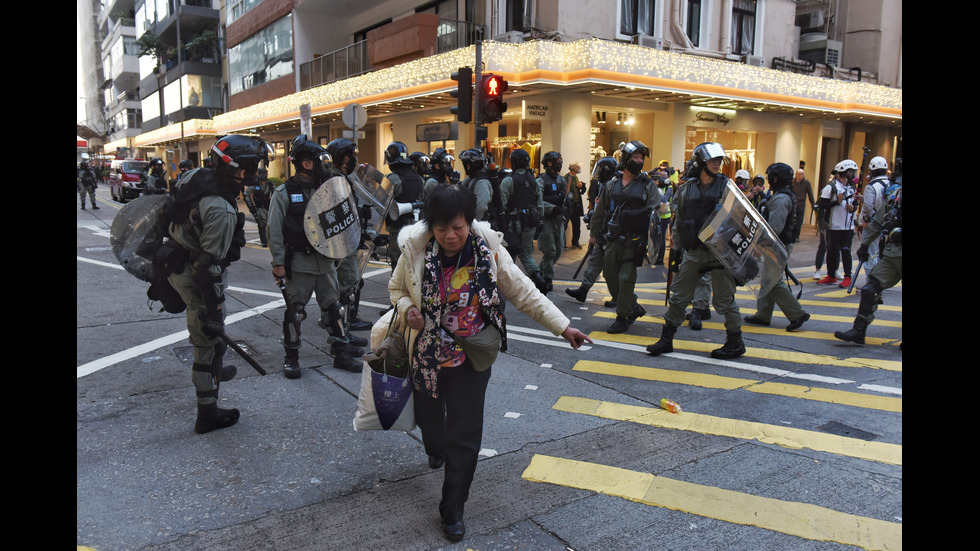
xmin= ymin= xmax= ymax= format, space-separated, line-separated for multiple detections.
xmin=299 ymin=19 xmax=485 ymax=91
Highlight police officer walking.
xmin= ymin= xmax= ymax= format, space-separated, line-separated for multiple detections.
xmin=742 ymin=163 xmax=811 ymax=331
xmin=566 ymin=157 xmax=618 ymax=302
xmin=268 ymin=135 xmax=362 ymax=378
xmin=78 ymin=160 xmax=100 ymax=210
xmin=501 ymin=149 xmax=549 ymax=294
xmin=835 ymin=183 xmax=902 ymax=345
xmin=422 ymin=148 xmax=455 ymax=199
xmin=384 ymin=141 xmax=424 ymax=270
xmin=857 ymin=156 xmax=890 ymax=273
xmin=537 ymin=151 xmax=568 ymax=293
xmin=145 ymin=158 xmax=169 ymax=194
xmin=647 ymin=142 xmax=745 ymax=358
xmin=589 ymin=141 xmax=663 ymax=333
xmin=166 ymin=134 xmax=270 ymax=433
xmin=459 ymin=149 xmax=494 ymax=223
xmin=243 ymin=167 xmax=273 ymax=247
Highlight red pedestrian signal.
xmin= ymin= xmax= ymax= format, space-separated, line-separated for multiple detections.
xmin=481 ymin=74 xmax=508 ymax=123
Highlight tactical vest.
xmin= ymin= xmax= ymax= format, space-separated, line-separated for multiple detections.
xmin=168 ymin=167 xmax=246 ymax=263
xmin=540 ymin=172 xmax=566 ymax=217
xmin=605 ymin=173 xmax=652 ymax=236
xmin=506 ymin=170 xmax=538 ymax=211
xmin=282 ymin=177 xmax=317 ymax=253
xmin=762 ymin=186 xmax=796 ymax=245
xmin=388 ymin=167 xmax=423 ymax=227
xmin=675 ymin=174 xmax=728 ymax=250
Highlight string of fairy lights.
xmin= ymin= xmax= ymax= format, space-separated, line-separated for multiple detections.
xmin=136 ymin=37 xmax=901 ymax=145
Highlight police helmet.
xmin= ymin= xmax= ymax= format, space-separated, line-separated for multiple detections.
xmin=178 ymin=159 xmax=192 ymax=172
xmin=690 ymin=142 xmax=727 ymax=174
xmin=288 ymin=134 xmax=331 ymax=181
xmin=210 ymin=134 xmax=272 ymax=181
xmin=592 ymin=156 xmax=618 ymax=184
xmin=765 ymin=162 xmax=794 ymax=190
xmin=385 ymin=141 xmax=413 ymax=166
xmin=149 ymin=157 xmax=164 ymax=171
xmin=542 ymin=151 xmax=563 ymax=173
xmin=869 ymin=156 xmax=888 ymax=173
xmin=510 ymin=148 xmax=531 ymax=170
xmin=409 ymin=151 xmax=430 ymax=173
xmin=459 ymin=149 xmax=485 ymax=175
xmin=326 ymin=138 xmax=357 ymax=162
xmin=835 ymin=159 xmax=859 ymax=173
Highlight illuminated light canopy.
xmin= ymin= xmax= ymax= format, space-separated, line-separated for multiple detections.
xmin=154 ymin=38 xmax=898 ymax=140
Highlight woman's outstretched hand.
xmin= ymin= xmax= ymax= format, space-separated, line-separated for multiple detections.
xmin=561 ymin=326 xmax=593 ymax=349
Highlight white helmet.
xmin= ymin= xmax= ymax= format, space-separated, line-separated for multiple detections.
xmin=734 ymin=169 xmax=751 ymax=180
xmin=834 ymin=159 xmax=859 ymax=173
xmin=869 ymin=156 xmax=888 ymax=172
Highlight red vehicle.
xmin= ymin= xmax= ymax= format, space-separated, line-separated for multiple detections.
xmin=109 ymin=159 xmax=149 ymax=203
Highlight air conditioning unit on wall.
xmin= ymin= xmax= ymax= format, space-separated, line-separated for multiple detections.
xmin=637 ymin=35 xmax=666 ymax=50
xmin=743 ymin=55 xmax=765 ymax=67
xmin=493 ymin=31 xmax=525 ymax=44
xmin=799 ymin=35 xmax=842 ymax=67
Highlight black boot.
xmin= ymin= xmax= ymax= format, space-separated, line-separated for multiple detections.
xmin=565 ymin=285 xmax=589 ymax=303
xmin=219 ymin=365 xmax=237 ymax=382
xmin=331 ymin=342 xmax=362 ymax=372
xmin=195 ymin=402 xmax=240 ymax=434
xmin=529 ymin=271 xmax=549 ymax=295
xmin=627 ymin=303 xmax=646 ymax=325
xmin=607 ymin=316 xmax=630 ymax=334
xmin=711 ymin=331 xmax=746 ymax=359
xmin=283 ymin=350 xmax=301 ymax=379
xmin=692 ymin=307 xmax=711 ymax=321
xmin=686 ymin=311 xmax=702 ymax=331
xmin=346 ymin=283 xmax=372 ymax=332
xmin=646 ymin=324 xmax=677 ymax=356
xmin=834 ymin=319 xmax=868 ymax=344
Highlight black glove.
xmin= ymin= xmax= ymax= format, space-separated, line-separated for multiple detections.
xmin=856 ymin=244 xmax=870 ymax=262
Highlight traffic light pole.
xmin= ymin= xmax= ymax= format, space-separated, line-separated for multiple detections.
xmin=474 ymin=40 xmax=485 ymax=150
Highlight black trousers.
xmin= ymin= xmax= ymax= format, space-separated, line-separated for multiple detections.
xmin=826 ymin=229 xmax=854 ymax=279
xmin=413 ymin=360 xmax=491 ymax=524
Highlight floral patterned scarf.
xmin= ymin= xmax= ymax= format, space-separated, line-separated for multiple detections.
xmin=413 ymin=232 xmax=506 ymax=399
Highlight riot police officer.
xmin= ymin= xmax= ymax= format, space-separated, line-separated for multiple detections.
xmin=268 ymin=135 xmax=363 ymax=378
xmin=410 ymin=152 xmax=432 ymax=183
xmin=384 ymin=141 xmax=424 ymax=270
xmin=167 ymin=134 xmax=270 ymax=433
xmin=537 ymin=151 xmax=568 ymax=293
xmin=500 ymin=148 xmax=548 ymax=294
xmin=835 ymin=184 xmax=902 ymax=345
xmin=422 ymin=147 xmax=454 ymax=199
xmin=244 ymin=167 xmax=272 ymax=247
xmin=77 ymin=160 xmax=99 ymax=210
xmin=566 ymin=157 xmax=618 ymax=302
xmin=647 ymin=142 xmax=746 ymax=359
xmin=589 ymin=141 xmax=663 ymax=333
xmin=743 ymin=162 xmax=810 ymax=331
xmin=326 ymin=137 xmax=372 ymax=333
xmin=459 ymin=149 xmax=494 ymax=223
xmin=145 ymin=157 xmax=168 ymax=194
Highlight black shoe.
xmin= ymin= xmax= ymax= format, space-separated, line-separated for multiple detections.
xmin=443 ymin=520 xmax=465 ymax=542
xmin=785 ymin=312 xmax=810 ymax=331
xmin=688 ymin=315 xmax=702 ymax=331
xmin=604 ymin=300 xmax=616 ymax=308
xmin=627 ymin=303 xmax=646 ymax=325
xmin=692 ymin=307 xmax=711 ymax=320
xmin=711 ymin=332 xmax=746 ymax=359
xmin=428 ymin=455 xmax=445 ymax=469
xmin=194 ymin=403 xmax=240 ymax=434
xmin=283 ymin=355 xmax=301 ymax=379
xmin=646 ymin=325 xmax=677 ymax=356
xmin=743 ymin=315 xmax=771 ymax=327
xmin=565 ymin=286 xmax=589 ymax=303
xmin=834 ymin=327 xmax=866 ymax=344
xmin=607 ymin=316 xmax=630 ymax=334
xmin=349 ymin=316 xmax=372 ymax=332
xmin=347 ymin=334 xmax=368 ymax=348
xmin=92 ymin=205 xmax=100 ymax=209
xmin=332 ymin=346 xmax=362 ymax=372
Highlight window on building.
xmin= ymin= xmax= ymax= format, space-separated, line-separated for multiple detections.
xmin=226 ymin=0 xmax=263 ymax=25
xmin=620 ymin=0 xmax=655 ymax=36
xmin=686 ymin=0 xmax=702 ymax=47
xmin=228 ymin=14 xmax=293 ymax=96
xmin=507 ymin=0 xmax=533 ymax=32
xmin=731 ymin=0 xmax=756 ymax=55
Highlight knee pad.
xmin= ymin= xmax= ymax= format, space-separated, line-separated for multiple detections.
xmin=282 ymin=318 xmax=302 ymax=349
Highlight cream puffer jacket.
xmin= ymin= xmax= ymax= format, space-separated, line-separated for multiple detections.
xmin=376 ymin=220 xmax=571 ymax=361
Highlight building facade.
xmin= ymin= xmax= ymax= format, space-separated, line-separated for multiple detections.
xmin=116 ymin=0 xmax=900 ymax=215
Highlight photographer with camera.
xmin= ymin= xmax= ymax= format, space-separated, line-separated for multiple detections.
xmin=817 ymin=159 xmax=858 ymax=289
xmin=589 ymin=140 xmax=664 ymax=334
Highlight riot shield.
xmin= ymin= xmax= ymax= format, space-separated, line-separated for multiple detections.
xmin=110 ymin=194 xmax=172 ymax=282
xmin=696 ymin=180 xmax=787 ymax=298
xmin=350 ymin=164 xmax=395 ymax=219
xmin=647 ymin=212 xmax=663 ymax=265
xmin=304 ymin=175 xmax=362 ymax=259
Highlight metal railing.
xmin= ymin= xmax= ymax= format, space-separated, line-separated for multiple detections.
xmin=299 ymin=19 xmax=486 ymax=91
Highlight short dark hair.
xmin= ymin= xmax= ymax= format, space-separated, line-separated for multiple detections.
xmin=423 ymin=184 xmax=476 ymax=230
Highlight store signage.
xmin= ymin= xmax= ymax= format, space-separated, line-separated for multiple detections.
xmin=690 ymin=106 xmax=736 ymax=126
xmin=416 ymin=122 xmax=458 ymax=142
xmin=523 ymin=100 xmax=551 ymax=120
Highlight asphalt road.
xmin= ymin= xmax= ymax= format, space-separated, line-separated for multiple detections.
xmin=77 ymin=186 xmax=902 ymax=551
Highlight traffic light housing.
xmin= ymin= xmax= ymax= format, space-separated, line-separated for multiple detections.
xmin=450 ymin=67 xmax=473 ymax=123
xmin=481 ymin=74 xmax=508 ymax=123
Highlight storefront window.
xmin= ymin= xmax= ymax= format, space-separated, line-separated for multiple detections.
xmin=686 ymin=127 xmax=760 ymax=179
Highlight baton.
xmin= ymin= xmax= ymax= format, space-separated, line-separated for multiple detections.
xmin=847 ymin=261 xmax=863 ymax=294
xmin=785 ymin=267 xmax=803 ymax=299
xmin=219 ymin=331 xmax=267 ymax=375
xmin=573 ymin=243 xmax=594 ymax=279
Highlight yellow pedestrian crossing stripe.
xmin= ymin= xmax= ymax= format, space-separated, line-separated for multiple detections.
xmin=553 ymin=395 xmax=901 ymax=465
xmin=591 ymin=327 xmax=903 ymax=372
xmin=522 ymin=454 xmax=902 ymax=551
xmin=573 ymin=360 xmax=902 ymax=412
